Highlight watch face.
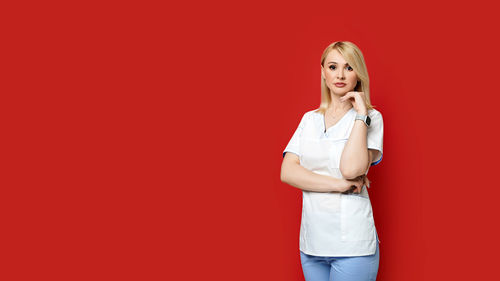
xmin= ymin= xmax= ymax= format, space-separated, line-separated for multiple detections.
xmin=366 ymin=116 xmax=371 ymax=126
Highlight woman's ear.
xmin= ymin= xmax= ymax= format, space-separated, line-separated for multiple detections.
xmin=321 ymin=65 xmax=325 ymax=80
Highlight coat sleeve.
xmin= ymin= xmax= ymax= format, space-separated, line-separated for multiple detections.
xmin=367 ymin=110 xmax=384 ymax=166
xmin=282 ymin=112 xmax=309 ymax=158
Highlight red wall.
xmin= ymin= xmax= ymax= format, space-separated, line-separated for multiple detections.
xmin=2 ymin=0 xmax=499 ymax=280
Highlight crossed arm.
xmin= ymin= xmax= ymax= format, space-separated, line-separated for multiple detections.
xmin=280 ymin=149 xmax=377 ymax=193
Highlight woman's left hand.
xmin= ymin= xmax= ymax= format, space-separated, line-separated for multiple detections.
xmin=339 ymin=91 xmax=368 ymax=115
xmin=343 ymin=175 xmax=371 ymax=194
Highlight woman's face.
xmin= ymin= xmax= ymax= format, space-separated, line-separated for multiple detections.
xmin=321 ymin=49 xmax=358 ymax=96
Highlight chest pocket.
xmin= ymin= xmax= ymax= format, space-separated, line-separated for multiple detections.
xmin=300 ymin=137 xmax=331 ymax=175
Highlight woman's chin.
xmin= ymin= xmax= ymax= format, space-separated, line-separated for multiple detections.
xmin=331 ymin=89 xmax=351 ymax=96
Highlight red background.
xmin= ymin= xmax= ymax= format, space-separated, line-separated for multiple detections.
xmin=1 ymin=0 xmax=499 ymax=280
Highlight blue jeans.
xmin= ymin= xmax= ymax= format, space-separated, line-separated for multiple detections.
xmin=300 ymin=240 xmax=379 ymax=281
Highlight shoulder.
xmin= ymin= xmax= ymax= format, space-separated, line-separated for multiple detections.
xmin=299 ymin=109 xmax=321 ymax=121
xmin=368 ymin=108 xmax=383 ymax=119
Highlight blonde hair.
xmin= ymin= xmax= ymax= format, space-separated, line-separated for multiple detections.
xmin=315 ymin=41 xmax=375 ymax=114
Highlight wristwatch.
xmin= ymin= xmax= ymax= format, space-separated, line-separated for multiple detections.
xmin=355 ymin=113 xmax=371 ymax=127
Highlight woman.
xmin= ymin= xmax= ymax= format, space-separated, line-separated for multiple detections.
xmin=280 ymin=41 xmax=383 ymax=281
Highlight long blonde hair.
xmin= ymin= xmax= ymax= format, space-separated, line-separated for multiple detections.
xmin=315 ymin=41 xmax=375 ymax=114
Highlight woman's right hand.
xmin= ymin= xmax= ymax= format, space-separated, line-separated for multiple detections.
xmin=338 ymin=175 xmax=368 ymax=194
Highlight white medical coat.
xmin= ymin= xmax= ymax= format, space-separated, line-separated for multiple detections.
xmin=283 ymin=107 xmax=383 ymax=256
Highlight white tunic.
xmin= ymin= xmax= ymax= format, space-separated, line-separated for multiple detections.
xmin=283 ymin=107 xmax=384 ymax=256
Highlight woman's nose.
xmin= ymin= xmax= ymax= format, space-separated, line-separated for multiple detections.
xmin=337 ymin=68 xmax=345 ymax=79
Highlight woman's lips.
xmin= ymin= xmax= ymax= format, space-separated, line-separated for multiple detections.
xmin=335 ymin=83 xmax=346 ymax=87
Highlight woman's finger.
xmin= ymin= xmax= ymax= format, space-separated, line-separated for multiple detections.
xmin=339 ymin=91 xmax=355 ymax=102
xmin=355 ymin=179 xmax=363 ymax=193
xmin=362 ymin=176 xmax=370 ymax=188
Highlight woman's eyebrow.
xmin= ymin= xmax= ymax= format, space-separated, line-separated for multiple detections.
xmin=328 ymin=61 xmax=349 ymax=65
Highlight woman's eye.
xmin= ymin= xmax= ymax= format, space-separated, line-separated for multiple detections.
xmin=329 ymin=65 xmax=354 ymax=71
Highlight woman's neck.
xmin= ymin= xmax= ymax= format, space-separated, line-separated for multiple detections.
xmin=327 ymin=97 xmax=352 ymax=114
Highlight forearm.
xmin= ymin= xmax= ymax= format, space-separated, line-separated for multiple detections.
xmin=280 ymin=162 xmax=345 ymax=193
xmin=340 ymin=119 xmax=370 ymax=179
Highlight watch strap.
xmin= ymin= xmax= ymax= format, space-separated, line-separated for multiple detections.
xmin=355 ymin=113 xmax=371 ymax=127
